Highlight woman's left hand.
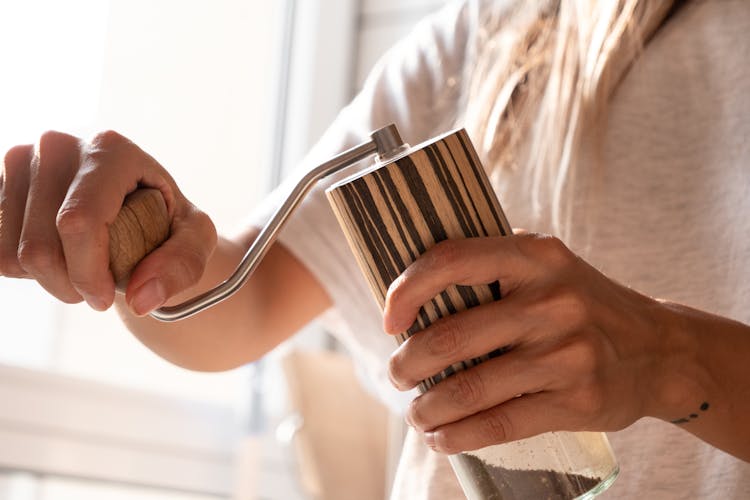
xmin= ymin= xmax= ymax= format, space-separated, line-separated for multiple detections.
xmin=383 ymin=233 xmax=688 ymax=454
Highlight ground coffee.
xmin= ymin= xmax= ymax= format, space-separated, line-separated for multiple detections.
xmin=453 ymin=452 xmax=602 ymax=500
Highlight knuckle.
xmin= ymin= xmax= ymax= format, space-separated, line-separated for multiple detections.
xmin=570 ymin=382 xmax=607 ymax=419
xmin=513 ymin=232 xmax=544 ymax=255
xmin=479 ymin=408 xmax=513 ymax=444
xmin=192 ymin=210 xmax=218 ymax=249
xmin=539 ymin=235 xmax=573 ymax=262
xmin=171 ymin=247 xmax=205 ymax=287
xmin=519 ymin=233 xmax=575 ymax=267
xmin=38 ymin=130 xmax=78 ymax=156
xmin=435 ymin=429 xmax=462 ymax=454
xmin=38 ymin=130 xmax=67 ymax=146
xmin=426 ymin=318 xmax=467 ymax=358
xmin=0 ymin=250 xmax=25 ymax=277
xmin=17 ymin=239 xmax=58 ymax=274
xmin=56 ymin=206 xmax=94 ymax=236
xmin=90 ymin=129 xmax=129 ymax=150
xmin=35 ymin=132 xmax=79 ymax=175
xmin=448 ymin=369 xmax=485 ymax=408
xmin=427 ymin=239 xmax=463 ymax=268
xmin=585 ymin=385 xmax=607 ymax=417
xmin=547 ymin=286 xmax=590 ymax=329
xmin=562 ymin=335 xmax=601 ymax=375
xmin=3 ymin=145 xmax=32 ymax=172
xmin=407 ymin=399 xmax=430 ymax=430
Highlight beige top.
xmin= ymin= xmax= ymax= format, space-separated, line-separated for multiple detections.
xmin=250 ymin=0 xmax=750 ymax=497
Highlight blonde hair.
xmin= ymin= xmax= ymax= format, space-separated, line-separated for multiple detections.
xmin=463 ymin=0 xmax=676 ymax=236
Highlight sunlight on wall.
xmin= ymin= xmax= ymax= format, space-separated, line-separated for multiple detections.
xmin=0 ymin=0 xmax=109 ymax=373
xmin=0 ymin=0 xmax=282 ymax=407
xmin=0 ymin=0 xmax=108 ymax=150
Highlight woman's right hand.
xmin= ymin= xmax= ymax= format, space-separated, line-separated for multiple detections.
xmin=0 ymin=130 xmax=217 ymax=316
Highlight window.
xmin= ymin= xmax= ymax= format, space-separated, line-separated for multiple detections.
xmin=0 ymin=0 xmax=281 ymax=395
xmin=0 ymin=471 xmax=221 ymax=500
xmin=0 ymin=0 xmax=288 ymax=497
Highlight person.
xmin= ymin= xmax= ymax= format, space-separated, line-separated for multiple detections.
xmin=1 ymin=0 xmax=749 ymax=497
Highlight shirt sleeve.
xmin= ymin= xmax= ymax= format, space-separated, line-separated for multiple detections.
xmin=244 ymin=0 xmax=474 ymax=411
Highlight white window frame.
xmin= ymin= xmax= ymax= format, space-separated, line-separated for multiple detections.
xmin=0 ymin=0 xmax=362 ymax=497
xmin=0 ymin=364 xmax=235 ymax=496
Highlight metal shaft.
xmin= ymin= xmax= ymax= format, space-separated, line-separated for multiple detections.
xmin=151 ymin=124 xmax=406 ymax=321
xmin=150 ymin=138 xmax=384 ymax=321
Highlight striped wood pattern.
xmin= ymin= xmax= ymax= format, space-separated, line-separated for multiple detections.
xmin=326 ymin=129 xmax=513 ymax=392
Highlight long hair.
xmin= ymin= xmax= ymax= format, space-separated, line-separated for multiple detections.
xmin=462 ymin=0 xmax=676 ymax=236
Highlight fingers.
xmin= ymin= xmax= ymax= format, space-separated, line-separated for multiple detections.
xmin=2 ymin=129 xmax=202 ymax=313
xmin=388 ymin=295 xmax=544 ymax=390
xmin=56 ymin=204 xmax=114 ymax=309
xmin=0 ymin=145 xmax=33 ymax=278
xmin=424 ymin=392 xmax=566 ymax=453
xmin=383 ymin=233 xmax=640 ymax=453
xmin=403 ymin=324 xmax=620 ymax=453
xmin=124 ymin=203 xmax=217 ymax=316
xmin=383 ymin=235 xmax=568 ymax=334
xmin=18 ymin=132 xmax=84 ymax=303
xmin=57 ymin=131 xmax=174 ymax=310
xmin=404 ymin=347 xmax=550 ymax=433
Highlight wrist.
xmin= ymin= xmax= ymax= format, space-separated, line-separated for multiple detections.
xmin=644 ymin=300 xmax=716 ymax=422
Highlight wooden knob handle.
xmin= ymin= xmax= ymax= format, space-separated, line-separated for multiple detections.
xmin=108 ymin=188 xmax=170 ymax=286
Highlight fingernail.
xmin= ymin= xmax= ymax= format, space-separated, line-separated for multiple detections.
xmin=423 ymin=432 xmax=437 ymax=451
xmin=82 ymin=293 xmax=108 ymax=312
xmin=384 ymin=316 xmax=407 ymax=335
xmin=130 ymin=278 xmax=166 ymax=316
xmin=405 ymin=412 xmax=414 ymax=428
xmin=383 ymin=316 xmax=397 ymax=335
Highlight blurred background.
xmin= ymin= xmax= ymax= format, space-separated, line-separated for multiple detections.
xmin=0 ymin=0 xmax=449 ymax=499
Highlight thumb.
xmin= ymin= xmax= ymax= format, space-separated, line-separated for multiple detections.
xmin=125 ymin=205 xmax=217 ymax=316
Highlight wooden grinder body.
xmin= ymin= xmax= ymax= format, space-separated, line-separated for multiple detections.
xmin=326 ymin=128 xmax=513 ymax=392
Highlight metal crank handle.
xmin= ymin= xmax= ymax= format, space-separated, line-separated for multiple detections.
xmin=108 ymin=124 xmax=407 ymax=322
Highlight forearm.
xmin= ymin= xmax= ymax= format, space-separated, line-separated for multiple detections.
xmin=114 ymin=235 xmax=254 ymax=370
xmin=0 ymin=131 xmax=330 ymax=371
xmin=114 ymin=231 xmax=331 ymax=372
xmin=652 ymin=301 xmax=750 ymax=461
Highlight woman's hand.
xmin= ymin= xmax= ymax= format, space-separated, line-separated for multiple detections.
xmin=382 ymin=234 xmax=708 ymax=454
xmin=0 ymin=130 xmax=216 ymax=316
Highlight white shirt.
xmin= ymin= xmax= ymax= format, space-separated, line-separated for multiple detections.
xmin=250 ymin=0 xmax=750 ymax=497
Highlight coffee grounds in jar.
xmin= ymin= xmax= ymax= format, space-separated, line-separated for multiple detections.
xmin=453 ymin=452 xmax=602 ymax=500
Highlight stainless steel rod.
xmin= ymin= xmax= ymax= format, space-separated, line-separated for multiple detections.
xmin=150 ymin=139 xmax=379 ymax=321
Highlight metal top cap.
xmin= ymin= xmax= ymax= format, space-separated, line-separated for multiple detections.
xmin=371 ymin=124 xmax=408 ymax=161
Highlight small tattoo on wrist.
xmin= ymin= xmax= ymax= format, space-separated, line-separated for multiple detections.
xmin=670 ymin=401 xmax=710 ymax=425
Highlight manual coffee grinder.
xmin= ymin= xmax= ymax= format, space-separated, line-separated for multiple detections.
xmin=112 ymin=124 xmax=619 ymax=500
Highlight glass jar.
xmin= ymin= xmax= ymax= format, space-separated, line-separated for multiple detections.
xmin=451 ymin=431 xmax=619 ymax=499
